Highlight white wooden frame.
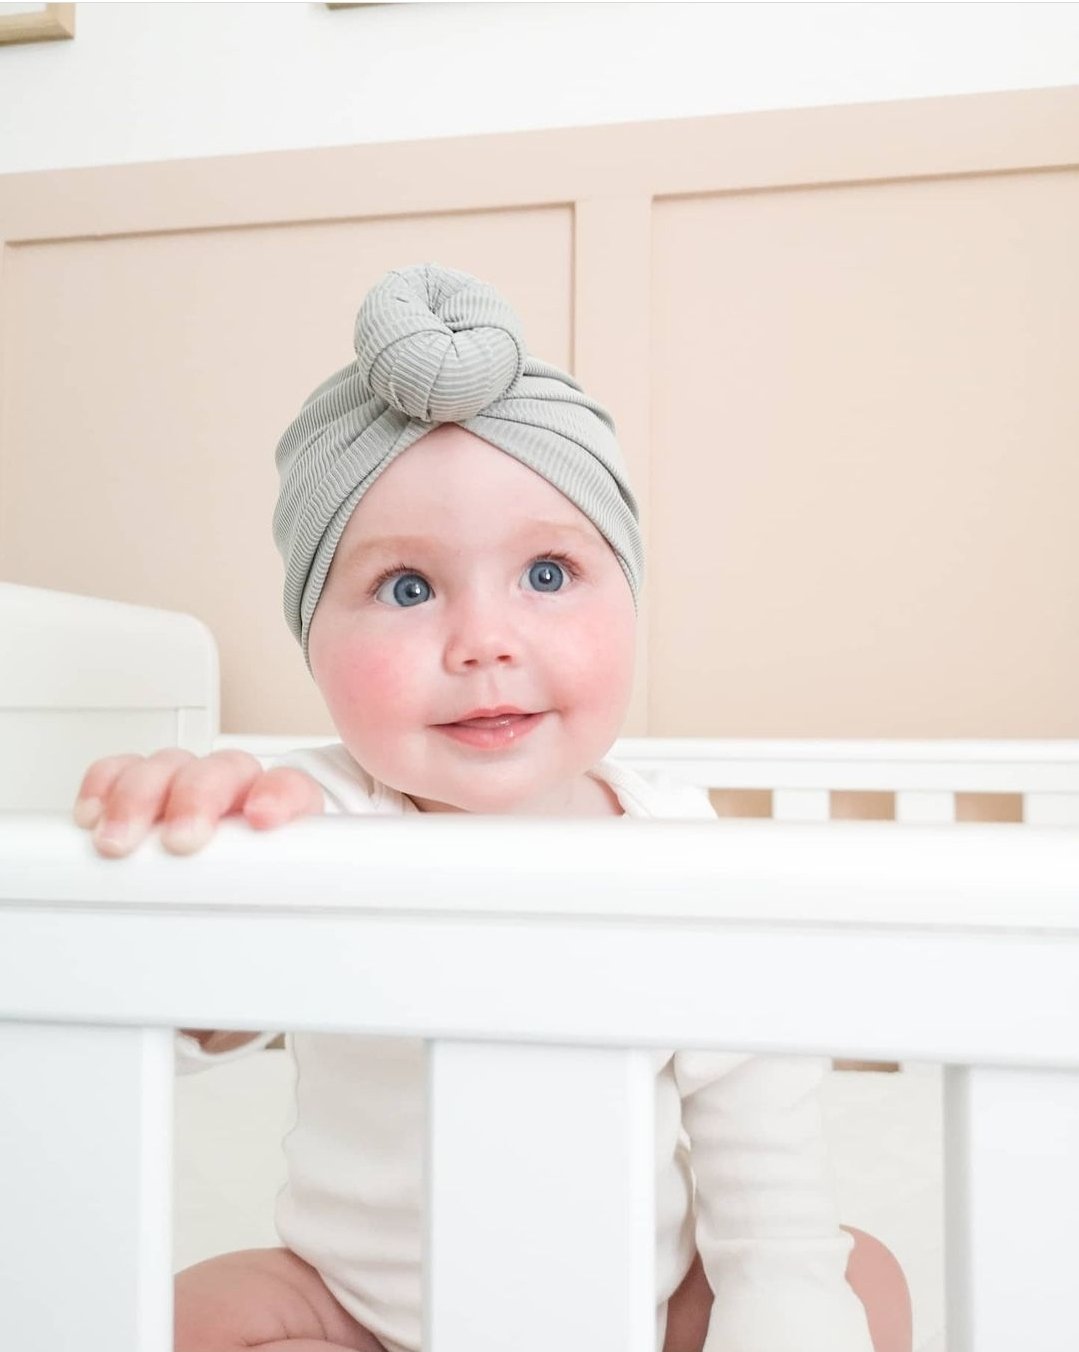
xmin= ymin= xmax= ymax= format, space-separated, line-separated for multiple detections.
xmin=5 ymin=781 xmax=1079 ymax=1352
xmin=3 ymin=584 xmax=1079 ymax=1352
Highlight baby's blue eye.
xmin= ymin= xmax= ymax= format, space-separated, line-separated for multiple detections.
xmin=376 ymin=573 xmax=431 ymax=607
xmin=525 ymin=559 xmax=565 ymax=593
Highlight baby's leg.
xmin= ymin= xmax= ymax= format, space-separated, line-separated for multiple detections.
xmin=174 ymin=1246 xmax=388 ymax=1352
xmin=662 ymin=1249 xmax=712 ymax=1352
xmin=842 ymin=1225 xmax=913 ymax=1352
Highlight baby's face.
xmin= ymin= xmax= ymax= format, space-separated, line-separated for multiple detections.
xmin=307 ymin=425 xmax=637 ymax=814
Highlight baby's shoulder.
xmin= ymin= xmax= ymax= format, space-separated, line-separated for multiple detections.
xmin=594 ymin=758 xmax=717 ymax=821
xmin=265 ymin=741 xmax=404 ymax=816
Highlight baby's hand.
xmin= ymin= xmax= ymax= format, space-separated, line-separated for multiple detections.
xmin=72 ymin=749 xmax=324 ymax=858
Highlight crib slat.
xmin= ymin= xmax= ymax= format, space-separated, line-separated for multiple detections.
xmin=943 ymin=1065 xmax=1079 ymax=1352
xmin=1026 ymin=792 xmax=1079 ymax=826
xmin=772 ymin=787 xmax=829 ymax=821
xmin=895 ymin=790 xmax=955 ymax=823
xmin=427 ymin=1041 xmax=655 ymax=1352
xmin=0 ymin=1023 xmax=173 ymax=1352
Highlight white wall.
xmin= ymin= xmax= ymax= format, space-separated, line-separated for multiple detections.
xmin=2 ymin=0 xmax=1078 ymax=176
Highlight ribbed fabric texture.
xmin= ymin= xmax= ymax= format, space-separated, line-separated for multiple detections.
xmin=272 ymin=263 xmax=643 ymax=668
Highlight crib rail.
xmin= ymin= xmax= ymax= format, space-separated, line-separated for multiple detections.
xmin=3 ymin=813 xmax=1079 ymax=1052
xmin=3 ymin=813 xmax=1079 ymax=1352
xmin=216 ymin=734 xmax=1079 ymax=826
xmin=615 ymin=737 xmax=1079 ymax=825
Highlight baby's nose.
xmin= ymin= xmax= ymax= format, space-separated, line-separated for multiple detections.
xmin=448 ymin=642 xmax=517 ymax=670
xmin=443 ymin=605 xmax=521 ymax=670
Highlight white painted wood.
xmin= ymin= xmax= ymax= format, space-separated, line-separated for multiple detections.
xmin=611 ymin=737 xmax=1079 ymax=796
xmin=2 ymin=819 xmax=1079 ymax=1352
xmin=3 ymin=817 xmax=1079 ymax=1064
xmin=0 ymin=708 xmax=194 ymax=810
xmin=427 ymin=1042 xmax=655 ymax=1352
xmin=773 ymin=786 xmax=830 ymax=820
xmin=4 ymin=813 xmax=1079 ymax=1352
xmin=0 ymin=1023 xmax=174 ymax=1352
xmin=1026 ymin=791 xmax=1079 ymax=826
xmin=7 ymin=904 xmax=1079 ymax=1067
xmin=175 ymin=703 xmax=216 ymax=754
xmin=8 ymin=813 xmax=1079 ymax=931
xmin=895 ymin=790 xmax=955 ymax=824
xmin=944 ymin=1065 xmax=1079 ymax=1352
xmin=0 ymin=583 xmax=218 ymax=712
xmin=0 ymin=582 xmax=218 ymax=810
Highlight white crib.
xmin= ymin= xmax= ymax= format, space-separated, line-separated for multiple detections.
xmin=2 ymin=582 xmax=1079 ymax=1352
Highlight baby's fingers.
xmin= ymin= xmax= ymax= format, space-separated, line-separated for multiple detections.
xmin=159 ymin=751 xmax=264 ymax=855
xmin=87 ymin=750 xmax=197 ymax=856
xmin=73 ymin=754 xmax=143 ymax=829
xmin=242 ymin=768 xmax=326 ymax=830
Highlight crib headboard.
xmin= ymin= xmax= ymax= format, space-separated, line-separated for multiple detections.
xmin=0 ymin=583 xmax=218 ymax=812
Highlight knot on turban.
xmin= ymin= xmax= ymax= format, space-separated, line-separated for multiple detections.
xmin=354 ymin=265 xmax=527 ymax=422
xmin=273 ymin=262 xmax=643 ymax=670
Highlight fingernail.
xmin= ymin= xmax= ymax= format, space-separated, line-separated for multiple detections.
xmin=163 ymin=817 xmax=212 ymax=854
xmin=74 ymin=797 xmax=103 ymax=829
xmin=93 ymin=821 xmax=135 ymax=855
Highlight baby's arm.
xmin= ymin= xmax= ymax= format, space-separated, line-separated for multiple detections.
xmin=73 ymin=748 xmax=324 ymax=857
xmin=675 ymin=1051 xmax=874 ymax=1352
xmin=179 ymin=1029 xmax=269 ymax=1052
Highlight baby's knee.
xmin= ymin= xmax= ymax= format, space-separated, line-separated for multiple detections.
xmin=174 ymin=1246 xmax=323 ymax=1351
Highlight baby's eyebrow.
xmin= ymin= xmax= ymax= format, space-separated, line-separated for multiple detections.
xmin=343 ymin=534 xmax=434 ymax=567
xmin=344 ymin=522 xmax=600 ymax=568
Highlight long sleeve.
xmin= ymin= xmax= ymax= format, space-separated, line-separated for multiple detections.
xmin=674 ymin=1051 xmax=874 ymax=1352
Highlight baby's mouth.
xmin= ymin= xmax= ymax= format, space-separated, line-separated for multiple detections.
xmin=452 ymin=714 xmax=529 ymax=728
xmin=433 ymin=711 xmax=547 ymax=746
xmin=439 ymin=705 xmax=543 ymax=728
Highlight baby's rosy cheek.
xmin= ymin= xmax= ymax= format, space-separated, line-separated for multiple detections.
xmin=321 ymin=646 xmax=365 ymax=698
xmin=581 ymin=662 xmax=624 ymax=709
xmin=571 ymin=624 xmax=634 ymax=707
xmin=564 ymin=611 xmax=627 ymax=673
xmin=344 ymin=647 xmax=420 ymax=717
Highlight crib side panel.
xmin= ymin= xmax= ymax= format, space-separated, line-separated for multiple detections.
xmin=0 ymin=1023 xmax=174 ymax=1352
xmin=427 ymin=1041 xmax=656 ymax=1352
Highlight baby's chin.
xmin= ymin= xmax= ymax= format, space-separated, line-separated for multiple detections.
xmin=399 ymin=765 xmax=583 ymax=816
xmin=351 ymin=735 xmax=609 ymax=816
xmin=406 ymin=782 xmax=552 ymax=816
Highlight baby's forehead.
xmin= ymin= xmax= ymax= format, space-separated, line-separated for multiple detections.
xmin=338 ymin=427 xmax=608 ymax=553
xmin=337 ymin=509 xmax=608 ymax=573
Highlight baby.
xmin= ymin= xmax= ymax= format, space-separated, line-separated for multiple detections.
xmin=74 ymin=264 xmax=908 ymax=1352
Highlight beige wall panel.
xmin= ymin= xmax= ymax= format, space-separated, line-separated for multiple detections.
xmin=1 ymin=211 xmax=572 ymax=733
xmin=574 ymin=196 xmax=653 ymax=734
xmin=2 ymin=87 xmax=1077 ymax=737
xmin=649 ymin=169 xmax=1079 ymax=736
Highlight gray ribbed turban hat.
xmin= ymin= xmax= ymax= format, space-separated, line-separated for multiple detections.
xmin=272 ymin=263 xmax=643 ymax=669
